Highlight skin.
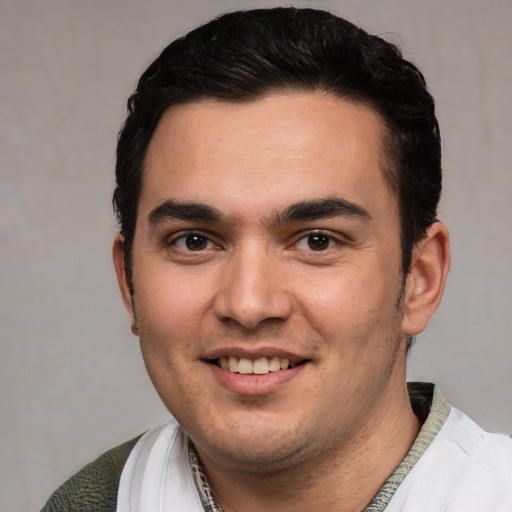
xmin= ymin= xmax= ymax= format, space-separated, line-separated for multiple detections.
xmin=114 ymin=92 xmax=450 ymax=512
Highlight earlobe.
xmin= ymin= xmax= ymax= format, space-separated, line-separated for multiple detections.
xmin=112 ymin=235 xmax=139 ymax=335
xmin=401 ymin=222 xmax=450 ymax=335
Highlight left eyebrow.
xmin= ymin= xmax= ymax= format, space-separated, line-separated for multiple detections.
xmin=271 ymin=197 xmax=371 ymax=227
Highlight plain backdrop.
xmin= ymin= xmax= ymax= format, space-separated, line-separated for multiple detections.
xmin=1 ymin=1 xmax=510 ymax=510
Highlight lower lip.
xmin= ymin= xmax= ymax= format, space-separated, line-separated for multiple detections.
xmin=207 ymin=362 xmax=307 ymax=396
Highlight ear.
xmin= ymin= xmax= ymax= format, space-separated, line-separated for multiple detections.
xmin=112 ymin=234 xmax=139 ymax=335
xmin=401 ymin=222 xmax=450 ymax=335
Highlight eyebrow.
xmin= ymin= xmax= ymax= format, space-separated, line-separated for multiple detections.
xmin=271 ymin=197 xmax=371 ymax=226
xmin=148 ymin=200 xmax=224 ymax=225
xmin=147 ymin=196 xmax=370 ymax=228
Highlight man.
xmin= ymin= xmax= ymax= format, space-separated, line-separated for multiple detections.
xmin=41 ymin=8 xmax=512 ymax=512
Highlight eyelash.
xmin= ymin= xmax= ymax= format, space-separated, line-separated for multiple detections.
xmin=168 ymin=229 xmax=343 ymax=253
xmin=168 ymin=231 xmax=219 ymax=252
xmin=292 ymin=230 xmax=342 ymax=252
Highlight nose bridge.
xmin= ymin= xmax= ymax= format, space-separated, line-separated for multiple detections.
xmin=213 ymin=239 xmax=292 ymax=329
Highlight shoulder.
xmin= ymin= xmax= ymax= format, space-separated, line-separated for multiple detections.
xmin=446 ymin=407 xmax=512 ymax=465
xmin=39 ymin=436 xmax=141 ymax=512
xmin=447 ymin=408 xmax=512 ymax=507
xmin=387 ymin=404 xmax=512 ymax=511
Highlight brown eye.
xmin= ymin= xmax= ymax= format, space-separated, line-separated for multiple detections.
xmin=307 ymin=233 xmax=330 ymax=250
xmin=185 ymin=234 xmax=208 ymax=251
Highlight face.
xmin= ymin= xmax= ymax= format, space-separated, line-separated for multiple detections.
xmin=116 ymin=92 xmax=413 ymax=472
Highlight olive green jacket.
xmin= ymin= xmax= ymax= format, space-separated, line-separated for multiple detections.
xmin=40 ymin=437 xmax=140 ymax=512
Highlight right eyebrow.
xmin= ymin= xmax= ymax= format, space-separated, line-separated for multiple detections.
xmin=148 ymin=199 xmax=224 ymax=225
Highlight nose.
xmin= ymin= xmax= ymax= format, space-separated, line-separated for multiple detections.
xmin=213 ymin=243 xmax=293 ymax=330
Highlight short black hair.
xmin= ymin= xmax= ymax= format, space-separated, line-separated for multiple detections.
xmin=114 ymin=7 xmax=441 ymax=283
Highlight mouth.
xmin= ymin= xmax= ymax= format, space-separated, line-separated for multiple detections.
xmin=209 ymin=356 xmax=309 ymax=375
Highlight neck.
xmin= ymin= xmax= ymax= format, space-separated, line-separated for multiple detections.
xmin=195 ymin=378 xmax=421 ymax=512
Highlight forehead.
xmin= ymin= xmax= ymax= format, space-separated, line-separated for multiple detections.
xmin=141 ymin=92 xmax=396 ymax=220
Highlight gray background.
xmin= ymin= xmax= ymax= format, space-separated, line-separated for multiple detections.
xmin=1 ymin=1 xmax=510 ymax=510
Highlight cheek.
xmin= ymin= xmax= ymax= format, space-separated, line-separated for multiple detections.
xmin=134 ymin=274 xmax=207 ymax=389
xmin=298 ymin=270 xmax=377 ymax=326
xmin=297 ymin=265 xmax=402 ymax=350
xmin=135 ymin=268 xmax=214 ymax=334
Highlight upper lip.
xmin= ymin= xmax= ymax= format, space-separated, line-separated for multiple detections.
xmin=202 ymin=346 xmax=307 ymax=364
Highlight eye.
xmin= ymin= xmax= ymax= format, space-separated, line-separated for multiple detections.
xmin=172 ymin=232 xmax=215 ymax=251
xmin=294 ymin=231 xmax=338 ymax=251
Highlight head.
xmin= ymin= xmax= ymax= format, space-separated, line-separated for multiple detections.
xmin=111 ymin=8 xmax=449 ymax=479
xmin=113 ymin=7 xmax=441 ymax=283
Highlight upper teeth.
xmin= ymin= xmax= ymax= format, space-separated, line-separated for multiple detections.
xmin=218 ymin=356 xmax=294 ymax=374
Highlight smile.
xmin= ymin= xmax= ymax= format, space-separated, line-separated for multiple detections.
xmin=215 ymin=356 xmax=303 ymax=374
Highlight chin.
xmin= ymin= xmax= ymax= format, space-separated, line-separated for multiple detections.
xmin=189 ymin=415 xmax=320 ymax=474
